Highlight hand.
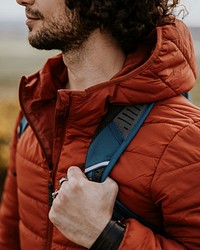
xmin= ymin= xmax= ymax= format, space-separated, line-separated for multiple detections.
xmin=49 ymin=166 xmax=119 ymax=248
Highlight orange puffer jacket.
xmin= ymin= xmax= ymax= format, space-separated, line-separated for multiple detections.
xmin=0 ymin=19 xmax=200 ymax=250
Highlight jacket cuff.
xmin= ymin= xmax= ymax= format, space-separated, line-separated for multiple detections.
xmin=90 ymin=220 xmax=126 ymax=250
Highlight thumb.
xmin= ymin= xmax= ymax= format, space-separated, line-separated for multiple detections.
xmin=67 ymin=166 xmax=86 ymax=180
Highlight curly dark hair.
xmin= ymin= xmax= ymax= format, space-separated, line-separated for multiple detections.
xmin=65 ymin=0 xmax=180 ymax=53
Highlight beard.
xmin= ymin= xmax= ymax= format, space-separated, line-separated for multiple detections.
xmin=27 ymin=8 xmax=92 ymax=53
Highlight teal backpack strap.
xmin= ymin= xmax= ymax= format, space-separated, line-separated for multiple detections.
xmin=18 ymin=116 xmax=28 ymax=139
xmin=85 ymin=102 xmax=166 ymax=236
xmin=85 ymin=103 xmax=154 ymax=182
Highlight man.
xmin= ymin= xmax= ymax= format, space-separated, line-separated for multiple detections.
xmin=0 ymin=0 xmax=200 ymax=249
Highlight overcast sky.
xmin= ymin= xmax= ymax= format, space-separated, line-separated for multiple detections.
xmin=0 ymin=0 xmax=200 ymax=26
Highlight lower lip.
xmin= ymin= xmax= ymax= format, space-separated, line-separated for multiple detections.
xmin=26 ymin=18 xmax=40 ymax=26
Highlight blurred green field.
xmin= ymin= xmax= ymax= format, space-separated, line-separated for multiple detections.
xmin=0 ymin=35 xmax=200 ymax=198
xmin=0 ymin=100 xmax=19 ymax=196
xmin=0 ymin=37 xmax=58 ymax=99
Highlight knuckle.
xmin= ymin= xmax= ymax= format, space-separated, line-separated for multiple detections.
xmin=112 ymin=181 xmax=119 ymax=191
xmin=57 ymin=188 xmax=70 ymax=204
xmin=68 ymin=177 xmax=85 ymax=191
xmin=58 ymin=186 xmax=67 ymax=199
xmin=105 ymin=178 xmax=119 ymax=192
xmin=51 ymin=202 xmax=58 ymax=212
xmin=49 ymin=208 xmax=56 ymax=222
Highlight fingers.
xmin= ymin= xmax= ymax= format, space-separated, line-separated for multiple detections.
xmin=67 ymin=167 xmax=118 ymax=191
xmin=54 ymin=166 xmax=119 ymax=201
xmin=59 ymin=176 xmax=68 ymax=186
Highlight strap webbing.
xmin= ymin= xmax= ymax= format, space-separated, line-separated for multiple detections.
xmin=113 ymin=199 xmax=166 ymax=235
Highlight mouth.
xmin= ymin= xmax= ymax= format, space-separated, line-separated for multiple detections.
xmin=25 ymin=14 xmax=41 ymax=28
xmin=25 ymin=9 xmax=43 ymax=27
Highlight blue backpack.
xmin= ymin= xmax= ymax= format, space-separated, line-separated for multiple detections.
xmin=84 ymin=102 xmax=166 ymax=235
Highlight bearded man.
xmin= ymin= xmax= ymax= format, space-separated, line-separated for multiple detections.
xmin=0 ymin=0 xmax=200 ymax=249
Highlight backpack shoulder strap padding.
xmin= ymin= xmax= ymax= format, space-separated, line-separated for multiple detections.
xmin=85 ymin=102 xmax=154 ymax=182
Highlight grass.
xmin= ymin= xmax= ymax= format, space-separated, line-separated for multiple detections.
xmin=0 ymin=100 xmax=19 ymax=197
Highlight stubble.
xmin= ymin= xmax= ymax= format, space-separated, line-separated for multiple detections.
xmin=27 ymin=7 xmax=92 ymax=53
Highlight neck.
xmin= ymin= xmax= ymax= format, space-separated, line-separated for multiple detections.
xmin=62 ymin=29 xmax=126 ymax=90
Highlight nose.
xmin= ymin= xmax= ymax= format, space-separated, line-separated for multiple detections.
xmin=16 ymin=0 xmax=35 ymax=6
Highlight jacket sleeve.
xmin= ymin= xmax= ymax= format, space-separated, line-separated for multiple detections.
xmin=119 ymin=121 xmax=200 ymax=250
xmin=0 ymin=113 xmax=22 ymax=250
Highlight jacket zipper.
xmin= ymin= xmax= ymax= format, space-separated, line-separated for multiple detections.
xmin=48 ymin=170 xmax=54 ymax=207
xmin=46 ymin=112 xmax=68 ymax=249
xmin=46 ymin=170 xmax=54 ymax=250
